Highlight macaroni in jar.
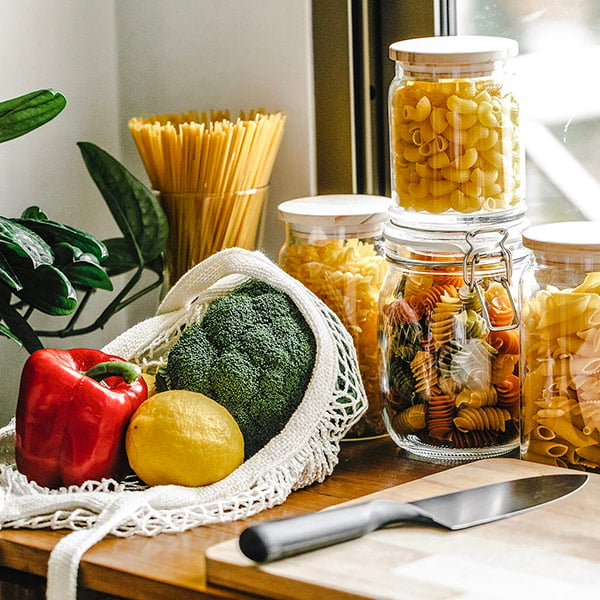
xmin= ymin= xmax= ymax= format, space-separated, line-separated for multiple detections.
xmin=388 ymin=35 xmax=524 ymax=222
xmin=278 ymin=195 xmax=390 ymax=439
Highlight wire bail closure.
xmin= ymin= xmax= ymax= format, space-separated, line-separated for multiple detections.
xmin=462 ymin=228 xmax=519 ymax=332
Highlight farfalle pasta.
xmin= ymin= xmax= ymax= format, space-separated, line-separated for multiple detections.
xmin=522 ymin=271 xmax=600 ymax=472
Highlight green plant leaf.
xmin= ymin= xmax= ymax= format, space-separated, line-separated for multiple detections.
xmin=77 ymin=142 xmax=168 ymax=267
xmin=0 ymin=89 xmax=66 ymax=143
xmin=0 ymin=217 xmax=54 ymax=267
xmin=15 ymin=212 xmax=108 ymax=261
xmin=0 ymin=322 xmax=23 ymax=346
xmin=20 ymin=206 xmax=48 ymax=220
xmin=101 ymin=237 xmax=139 ymax=275
xmin=12 ymin=263 xmax=77 ymax=315
xmin=54 ymin=242 xmax=113 ymax=291
xmin=0 ymin=250 xmax=21 ymax=290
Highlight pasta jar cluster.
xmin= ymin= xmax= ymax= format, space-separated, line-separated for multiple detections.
xmin=278 ymin=195 xmax=391 ymax=439
xmin=520 ymin=222 xmax=600 ymax=473
xmin=380 ymin=208 xmax=530 ymax=461
xmin=388 ymin=35 xmax=524 ymax=223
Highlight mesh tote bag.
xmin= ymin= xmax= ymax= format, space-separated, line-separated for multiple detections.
xmin=0 ymin=248 xmax=368 ymax=599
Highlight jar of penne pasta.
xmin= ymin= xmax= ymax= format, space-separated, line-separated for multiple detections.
xmin=521 ymin=222 xmax=600 ymax=473
xmin=380 ymin=207 xmax=529 ymax=461
xmin=388 ymin=35 xmax=524 ymax=223
xmin=278 ymin=195 xmax=391 ymax=439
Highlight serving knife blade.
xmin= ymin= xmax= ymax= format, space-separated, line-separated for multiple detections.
xmin=239 ymin=473 xmax=588 ymax=563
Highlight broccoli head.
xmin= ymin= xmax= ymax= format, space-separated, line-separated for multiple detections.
xmin=165 ymin=279 xmax=317 ymax=458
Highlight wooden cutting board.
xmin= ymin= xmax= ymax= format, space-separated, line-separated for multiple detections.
xmin=205 ymin=458 xmax=600 ymax=599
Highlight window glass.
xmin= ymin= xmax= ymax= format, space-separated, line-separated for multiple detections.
xmin=456 ymin=1 xmax=600 ymax=225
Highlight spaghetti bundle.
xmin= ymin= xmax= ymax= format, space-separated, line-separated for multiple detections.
xmin=128 ymin=109 xmax=286 ymax=285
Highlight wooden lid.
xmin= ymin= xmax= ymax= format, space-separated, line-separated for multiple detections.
xmin=522 ymin=221 xmax=600 ymax=255
xmin=278 ymin=195 xmax=391 ymax=235
xmin=389 ymin=35 xmax=518 ymax=66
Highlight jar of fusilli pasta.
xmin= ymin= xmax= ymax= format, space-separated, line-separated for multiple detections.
xmin=278 ymin=195 xmax=391 ymax=439
xmin=521 ymin=222 xmax=600 ymax=473
xmin=388 ymin=35 xmax=523 ymax=223
xmin=380 ymin=207 xmax=529 ymax=461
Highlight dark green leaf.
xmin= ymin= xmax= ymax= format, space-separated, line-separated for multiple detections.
xmin=0 ymin=89 xmax=66 ymax=143
xmin=54 ymin=242 xmax=113 ymax=291
xmin=20 ymin=206 xmax=48 ymax=220
xmin=15 ymin=214 xmax=108 ymax=261
xmin=101 ymin=237 xmax=139 ymax=275
xmin=147 ymin=253 xmax=166 ymax=276
xmin=0 ymin=217 xmax=54 ymax=267
xmin=77 ymin=142 xmax=168 ymax=265
xmin=0 ymin=323 xmax=23 ymax=346
xmin=0 ymin=250 xmax=21 ymax=290
xmin=12 ymin=263 xmax=77 ymax=315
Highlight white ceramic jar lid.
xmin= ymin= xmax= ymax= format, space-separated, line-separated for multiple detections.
xmin=278 ymin=194 xmax=391 ymax=236
xmin=522 ymin=221 xmax=600 ymax=255
xmin=389 ymin=35 xmax=518 ymax=67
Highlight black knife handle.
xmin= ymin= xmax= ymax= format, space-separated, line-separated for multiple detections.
xmin=238 ymin=500 xmax=424 ymax=562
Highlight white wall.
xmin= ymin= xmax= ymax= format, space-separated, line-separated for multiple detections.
xmin=115 ymin=0 xmax=317 ymax=247
xmin=0 ymin=0 xmax=316 ymax=424
xmin=0 ymin=0 xmax=126 ymax=425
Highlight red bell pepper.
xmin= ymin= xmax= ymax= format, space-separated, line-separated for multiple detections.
xmin=15 ymin=348 xmax=147 ymax=488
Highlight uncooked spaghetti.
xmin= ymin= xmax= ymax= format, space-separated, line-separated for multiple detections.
xmin=128 ymin=109 xmax=285 ymax=285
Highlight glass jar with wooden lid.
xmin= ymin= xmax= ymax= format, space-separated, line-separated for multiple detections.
xmin=278 ymin=194 xmax=391 ymax=439
xmin=520 ymin=221 xmax=600 ymax=473
xmin=388 ymin=35 xmax=523 ymax=224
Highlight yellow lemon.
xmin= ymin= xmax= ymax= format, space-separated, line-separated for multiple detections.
xmin=125 ymin=390 xmax=244 ymax=487
xmin=140 ymin=372 xmax=157 ymax=397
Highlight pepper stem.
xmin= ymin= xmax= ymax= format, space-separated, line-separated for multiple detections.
xmin=84 ymin=361 xmax=142 ymax=384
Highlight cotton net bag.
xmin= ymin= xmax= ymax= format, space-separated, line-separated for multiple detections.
xmin=0 ymin=247 xmax=367 ymax=600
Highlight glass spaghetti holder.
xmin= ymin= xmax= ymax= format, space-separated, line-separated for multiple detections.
xmin=157 ymin=185 xmax=269 ymax=288
xmin=379 ymin=207 xmax=530 ymax=462
xmin=388 ymin=35 xmax=523 ymax=223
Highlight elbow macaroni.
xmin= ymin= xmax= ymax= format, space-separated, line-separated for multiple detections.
xmin=390 ymin=78 xmax=522 ymax=214
xmin=279 ymin=237 xmax=388 ymax=439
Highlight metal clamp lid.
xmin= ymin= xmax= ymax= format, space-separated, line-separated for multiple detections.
xmin=462 ymin=228 xmax=519 ymax=332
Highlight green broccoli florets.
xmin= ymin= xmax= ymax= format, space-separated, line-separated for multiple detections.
xmin=165 ymin=279 xmax=316 ymax=458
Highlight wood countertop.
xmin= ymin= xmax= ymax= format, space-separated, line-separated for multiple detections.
xmin=0 ymin=437 xmax=453 ymax=599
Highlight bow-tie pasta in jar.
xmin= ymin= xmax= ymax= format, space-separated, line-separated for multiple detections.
xmin=388 ymin=36 xmax=524 ymax=223
xmin=521 ymin=222 xmax=600 ymax=473
xmin=278 ymin=195 xmax=391 ymax=439
xmin=380 ymin=207 xmax=530 ymax=460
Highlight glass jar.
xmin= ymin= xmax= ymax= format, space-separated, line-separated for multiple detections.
xmin=278 ymin=194 xmax=391 ymax=439
xmin=520 ymin=222 xmax=600 ymax=473
xmin=388 ymin=35 xmax=523 ymax=223
xmin=380 ymin=207 xmax=529 ymax=461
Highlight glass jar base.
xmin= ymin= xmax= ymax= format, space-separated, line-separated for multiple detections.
xmin=389 ymin=432 xmax=519 ymax=464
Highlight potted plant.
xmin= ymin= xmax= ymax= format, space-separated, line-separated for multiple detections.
xmin=0 ymin=89 xmax=168 ymax=353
